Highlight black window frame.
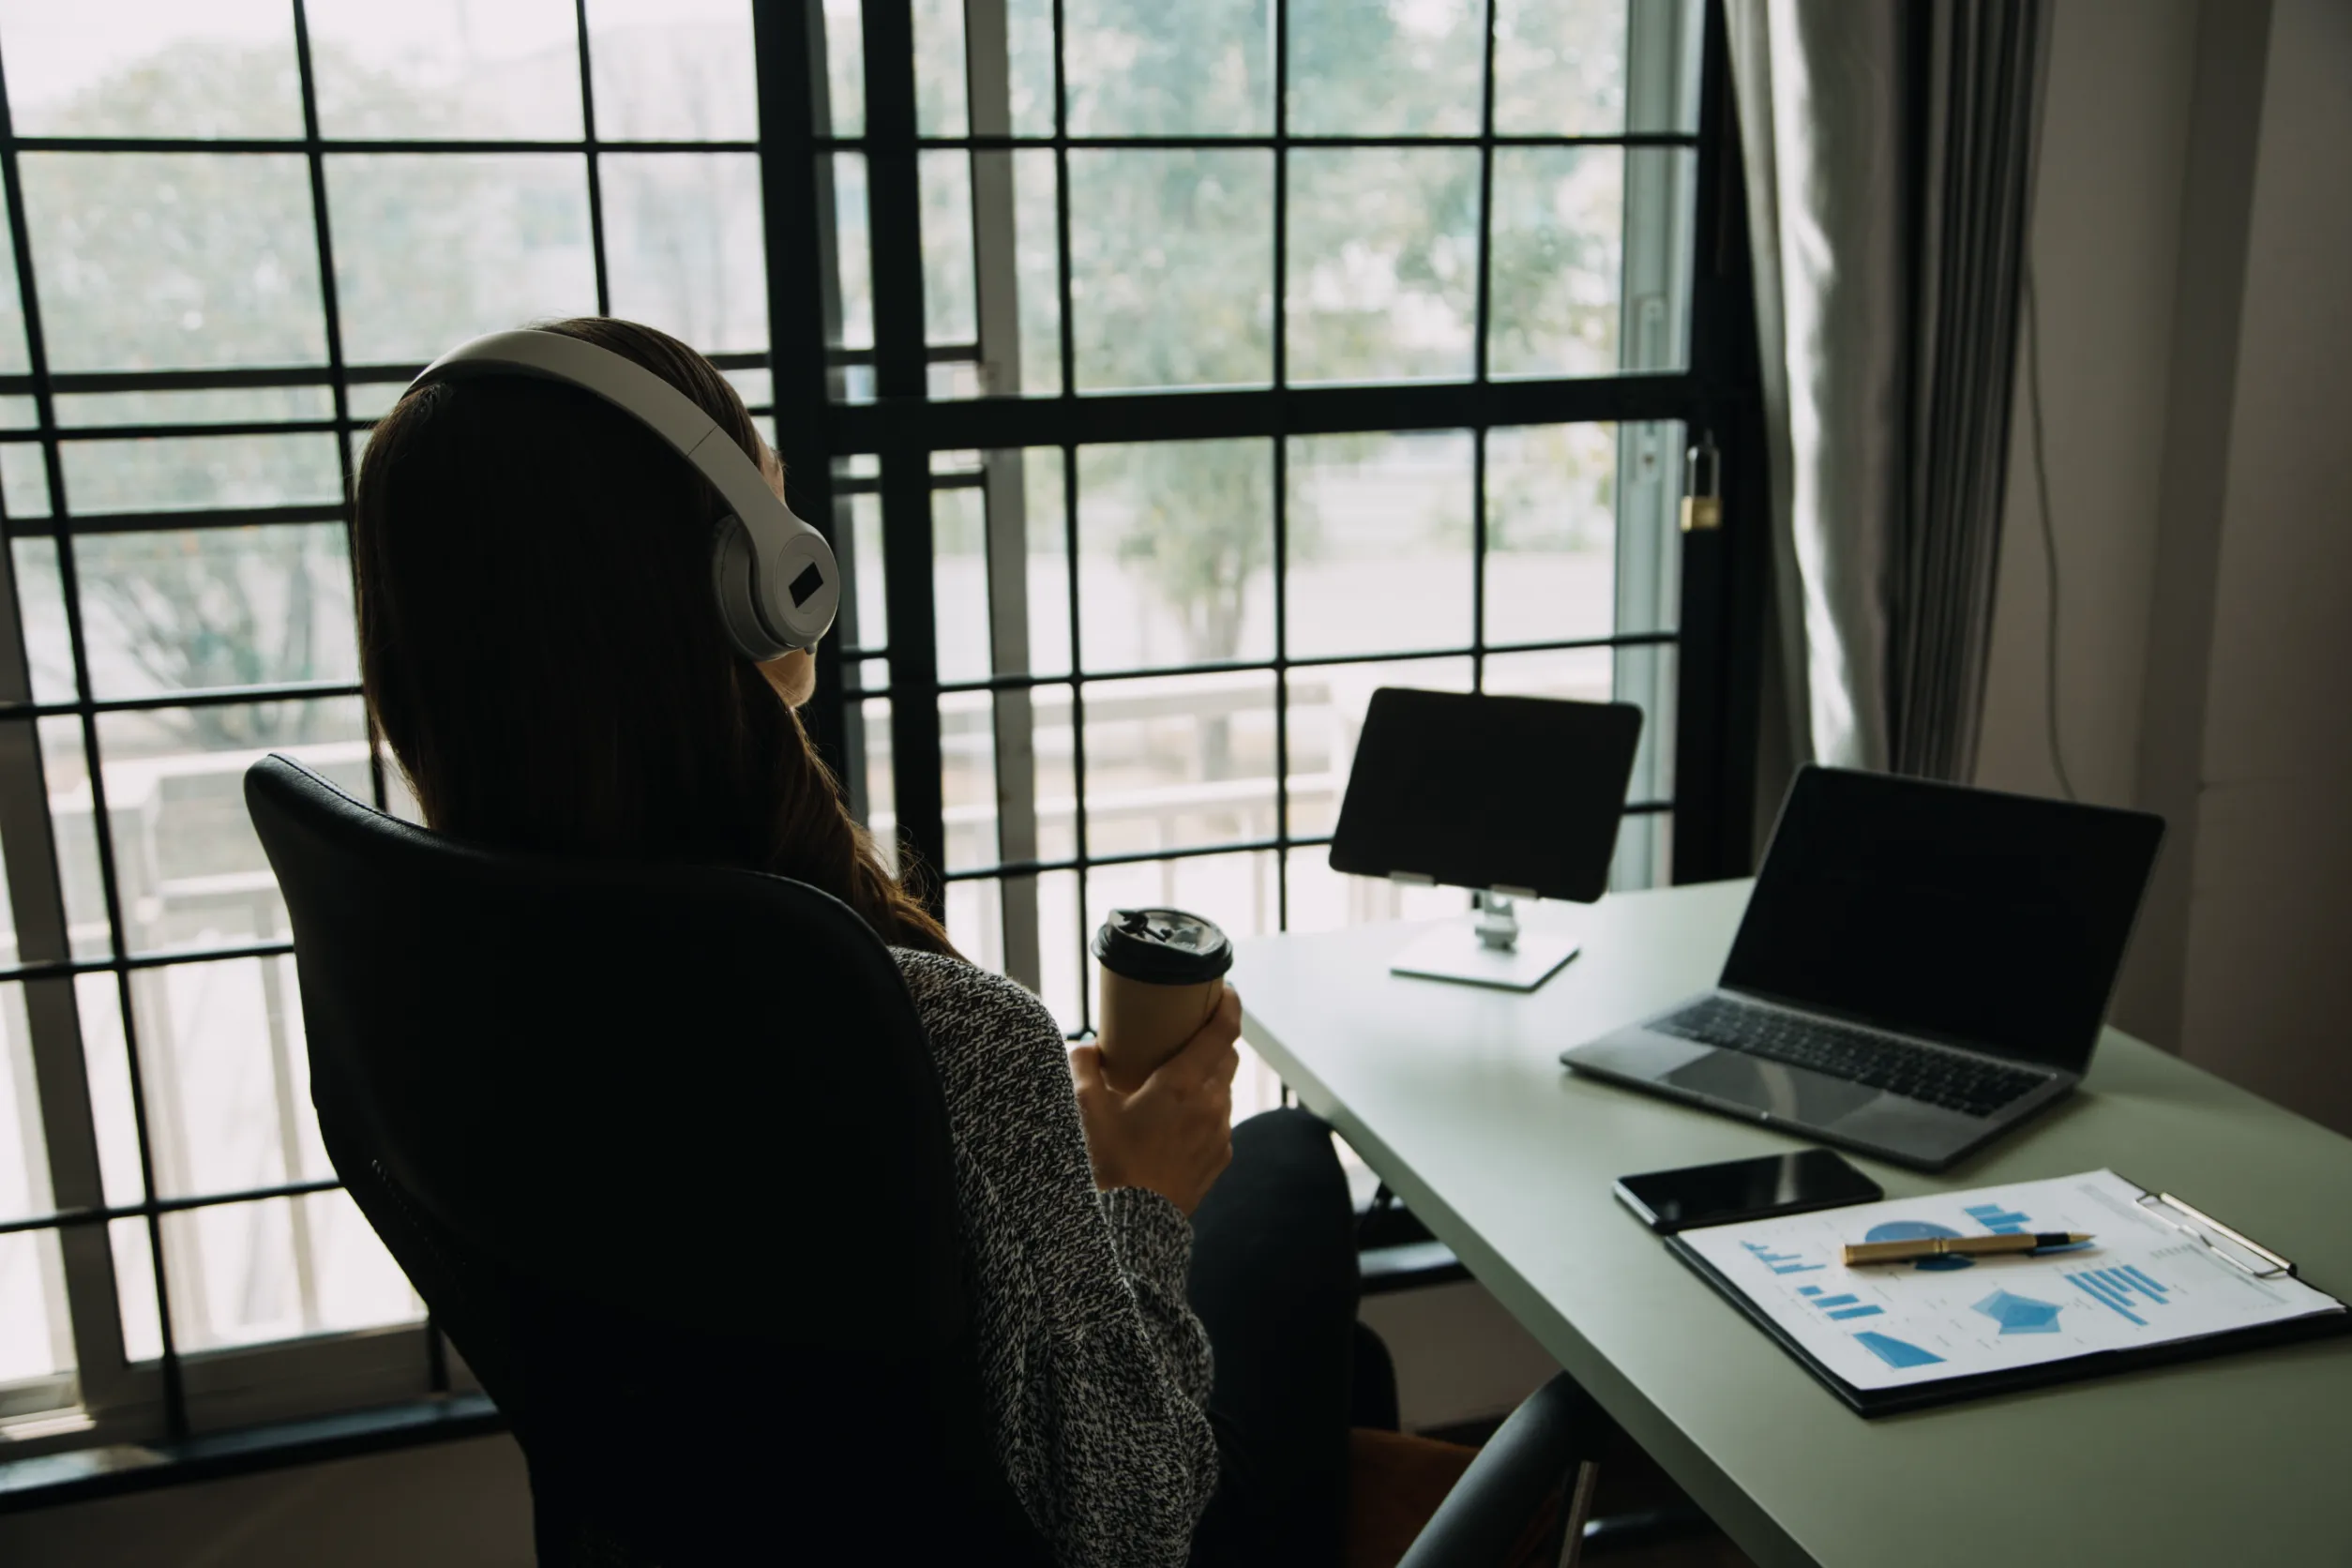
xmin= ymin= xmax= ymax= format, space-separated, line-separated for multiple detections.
xmin=764 ymin=0 xmax=1767 ymax=1036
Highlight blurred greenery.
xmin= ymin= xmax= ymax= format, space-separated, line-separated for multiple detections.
xmin=6 ymin=3 xmax=1636 ymax=759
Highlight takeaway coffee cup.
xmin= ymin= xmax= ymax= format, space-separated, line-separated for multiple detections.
xmin=1092 ymin=908 xmax=1234 ymax=1091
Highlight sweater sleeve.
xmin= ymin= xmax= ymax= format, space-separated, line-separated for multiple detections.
xmin=893 ymin=949 xmax=1218 ymax=1568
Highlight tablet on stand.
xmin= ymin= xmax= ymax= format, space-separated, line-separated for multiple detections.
xmin=1328 ymin=687 xmax=1643 ymax=992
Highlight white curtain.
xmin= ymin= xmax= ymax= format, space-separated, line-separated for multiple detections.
xmin=1727 ymin=0 xmax=2048 ymax=780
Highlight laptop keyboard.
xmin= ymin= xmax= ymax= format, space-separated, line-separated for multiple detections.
xmin=1654 ymin=998 xmax=2048 ymax=1119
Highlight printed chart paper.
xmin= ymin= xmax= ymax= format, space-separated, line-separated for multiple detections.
xmin=1679 ymin=1169 xmax=2344 ymax=1391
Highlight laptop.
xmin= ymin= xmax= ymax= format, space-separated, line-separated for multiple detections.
xmin=1560 ymin=766 xmax=2164 ymax=1170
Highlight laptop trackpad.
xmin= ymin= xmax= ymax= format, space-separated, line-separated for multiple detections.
xmin=1663 ymin=1050 xmax=1882 ymax=1124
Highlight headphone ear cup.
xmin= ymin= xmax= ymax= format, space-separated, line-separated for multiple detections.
xmin=710 ymin=515 xmax=790 ymax=661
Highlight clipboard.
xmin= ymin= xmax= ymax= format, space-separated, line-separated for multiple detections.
xmin=1665 ymin=1171 xmax=2352 ymax=1417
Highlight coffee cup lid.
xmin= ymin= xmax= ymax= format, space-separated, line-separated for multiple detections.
xmin=1092 ymin=907 xmax=1233 ymax=984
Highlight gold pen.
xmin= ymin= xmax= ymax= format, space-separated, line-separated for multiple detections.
xmin=1843 ymin=1231 xmax=2092 ymax=1266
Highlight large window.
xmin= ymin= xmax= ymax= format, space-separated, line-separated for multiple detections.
xmin=0 ymin=0 xmax=1756 ymax=1455
xmin=784 ymin=0 xmax=1752 ymax=1043
xmin=0 ymin=0 xmax=781 ymax=1450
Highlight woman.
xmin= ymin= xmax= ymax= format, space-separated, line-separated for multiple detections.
xmin=353 ymin=317 xmax=1368 ymax=1566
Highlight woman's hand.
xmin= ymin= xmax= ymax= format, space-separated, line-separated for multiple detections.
xmin=1070 ymin=986 xmax=1242 ymax=1215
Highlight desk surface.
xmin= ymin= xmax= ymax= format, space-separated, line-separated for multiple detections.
xmin=1233 ymin=880 xmax=2352 ymax=1568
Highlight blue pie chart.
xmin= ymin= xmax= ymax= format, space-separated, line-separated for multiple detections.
xmin=1864 ymin=1220 xmax=1974 ymax=1271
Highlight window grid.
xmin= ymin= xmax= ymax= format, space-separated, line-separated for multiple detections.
xmin=0 ymin=0 xmax=1762 ymax=1453
xmin=796 ymin=0 xmax=1736 ymax=1037
xmin=0 ymin=0 xmax=807 ymax=1447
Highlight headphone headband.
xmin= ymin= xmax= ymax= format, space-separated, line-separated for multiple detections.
xmin=409 ymin=329 xmax=839 ymax=659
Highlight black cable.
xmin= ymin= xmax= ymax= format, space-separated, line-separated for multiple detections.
xmin=2023 ymin=261 xmax=2076 ymax=802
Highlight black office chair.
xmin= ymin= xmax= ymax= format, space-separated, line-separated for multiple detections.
xmin=246 ymin=754 xmax=1603 ymax=1568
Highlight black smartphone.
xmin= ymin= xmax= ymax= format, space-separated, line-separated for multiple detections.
xmin=1613 ymin=1149 xmax=1882 ymax=1233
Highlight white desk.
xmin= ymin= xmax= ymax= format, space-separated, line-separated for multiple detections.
xmin=1232 ymin=880 xmax=2352 ymax=1568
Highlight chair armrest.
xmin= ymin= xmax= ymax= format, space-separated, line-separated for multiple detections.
xmin=1395 ymin=1373 xmax=1604 ymax=1568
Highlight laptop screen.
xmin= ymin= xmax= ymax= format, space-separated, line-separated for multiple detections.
xmin=1721 ymin=768 xmax=2164 ymax=1072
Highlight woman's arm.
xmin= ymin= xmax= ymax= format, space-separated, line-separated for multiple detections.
xmin=894 ymin=951 xmax=1219 ymax=1568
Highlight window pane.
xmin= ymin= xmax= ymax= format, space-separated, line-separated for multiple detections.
xmin=942 ymin=690 xmax=999 ymax=872
xmin=1287 ymin=430 xmax=1471 ymax=661
xmin=1069 ymin=152 xmax=1272 ymax=392
xmin=914 ymin=0 xmax=970 ymax=136
xmin=109 ymin=1216 xmax=161 ymax=1363
xmin=307 ymin=1188 xmax=426 ymax=1334
xmin=1016 ymin=446 xmax=1071 ymax=677
xmin=1080 ymin=671 xmax=1277 ymax=860
xmin=126 ymin=955 xmax=326 ymax=1200
xmin=94 ymin=698 xmax=371 ymax=957
xmin=1481 ymin=645 xmax=1612 ymax=704
xmin=601 ymin=152 xmax=767 ymax=354
xmin=72 ymin=525 xmax=358 ymax=701
xmin=822 ymin=0 xmax=865 ymax=137
xmin=308 ymin=0 xmax=582 ymax=140
xmin=1287 ymin=0 xmax=1485 ymax=136
xmin=1033 ymin=683 xmax=1076 ymax=862
xmin=80 ymin=972 xmax=143 ymax=1207
xmin=22 ymin=154 xmax=326 ymax=375
xmin=1487 ymin=146 xmax=1621 ymax=380
xmin=935 ymin=485 xmax=990 ymax=684
xmin=1034 ymin=867 xmax=1084 ymax=1033
xmin=1485 ymin=423 xmax=1616 ymax=646
xmin=1078 ymin=439 xmax=1274 ymax=672
xmin=0 ymin=167 xmax=30 ymax=375
xmin=922 ymin=151 xmax=979 ymax=348
xmin=1006 ymin=0 xmax=1057 ymax=137
xmin=860 ymin=694 xmax=897 ymax=875
xmin=0 ymin=983 xmax=51 ymax=1224
xmin=831 ymin=154 xmax=876 ymax=354
xmin=945 ymin=876 xmax=1003 ymax=971
xmin=1286 ymin=148 xmax=1479 ymax=385
xmin=327 ymin=155 xmax=596 ymax=366
xmin=1013 ymin=151 xmax=1063 ymax=396
xmin=344 ymin=379 xmax=409 ymax=421
xmin=1063 ymin=0 xmax=1271 ymax=136
xmin=39 ymin=717 xmax=112 ymax=961
xmin=1285 ymin=656 xmax=1474 ymax=838
xmin=585 ymin=0 xmax=756 ymax=142
xmin=842 ymin=484 xmax=886 ymax=649
xmin=1 ymin=443 xmax=48 ymax=520
xmin=0 ymin=1230 xmax=70 ymax=1390
xmin=0 ymin=0 xmax=302 ymax=139
xmin=1492 ymin=0 xmax=1624 ymax=137
xmin=59 ymin=434 xmax=342 ymax=517
xmin=8 ymin=538 xmax=75 ymax=705
xmin=55 ymin=387 xmax=335 ymax=429
xmin=153 ymin=1194 xmax=419 ymax=1356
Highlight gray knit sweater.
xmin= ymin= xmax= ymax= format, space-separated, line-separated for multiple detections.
xmin=893 ymin=949 xmax=1220 ymax=1567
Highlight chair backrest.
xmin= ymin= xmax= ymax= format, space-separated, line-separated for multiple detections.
xmin=245 ymin=755 xmax=1046 ymax=1565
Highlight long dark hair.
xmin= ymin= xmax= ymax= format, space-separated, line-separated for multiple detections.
xmin=353 ymin=316 xmax=956 ymax=957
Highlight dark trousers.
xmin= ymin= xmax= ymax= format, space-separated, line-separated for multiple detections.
xmin=1184 ymin=1108 xmax=1364 ymax=1568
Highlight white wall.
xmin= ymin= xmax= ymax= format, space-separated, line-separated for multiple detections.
xmin=1976 ymin=0 xmax=2352 ymax=1134
xmin=2174 ymin=0 xmax=2352 ymax=1130
xmin=1975 ymin=0 xmax=2199 ymax=809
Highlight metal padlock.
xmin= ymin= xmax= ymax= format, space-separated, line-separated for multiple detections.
xmin=1681 ymin=431 xmax=1722 ymax=533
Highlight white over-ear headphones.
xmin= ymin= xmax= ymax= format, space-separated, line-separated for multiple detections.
xmin=409 ymin=329 xmax=840 ymax=660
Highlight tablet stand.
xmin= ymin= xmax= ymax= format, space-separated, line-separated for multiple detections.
xmin=1387 ymin=887 xmax=1581 ymax=992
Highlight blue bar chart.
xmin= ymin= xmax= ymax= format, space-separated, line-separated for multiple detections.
xmin=1966 ymin=1202 xmax=2032 ymax=1234
xmin=2064 ymin=1266 xmax=2171 ymax=1326
xmin=1741 ymin=1241 xmax=1823 ymax=1275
